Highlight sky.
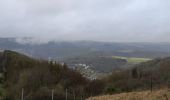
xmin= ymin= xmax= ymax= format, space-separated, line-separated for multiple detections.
xmin=0 ymin=0 xmax=170 ymax=42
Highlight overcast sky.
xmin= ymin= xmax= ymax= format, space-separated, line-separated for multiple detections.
xmin=0 ymin=0 xmax=170 ymax=42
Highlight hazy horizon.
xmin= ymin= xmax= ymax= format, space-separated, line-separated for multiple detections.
xmin=2 ymin=37 xmax=170 ymax=44
xmin=0 ymin=0 xmax=170 ymax=42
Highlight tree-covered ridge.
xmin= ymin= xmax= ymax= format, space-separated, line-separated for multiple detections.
xmin=1 ymin=50 xmax=170 ymax=100
xmin=104 ymin=57 xmax=170 ymax=94
xmin=0 ymin=50 xmax=104 ymax=100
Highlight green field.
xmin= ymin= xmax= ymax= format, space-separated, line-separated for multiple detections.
xmin=112 ymin=56 xmax=151 ymax=64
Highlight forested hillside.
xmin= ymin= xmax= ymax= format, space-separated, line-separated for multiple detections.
xmin=1 ymin=50 xmax=170 ymax=100
xmin=0 ymin=50 xmax=104 ymax=100
xmin=104 ymin=57 xmax=170 ymax=94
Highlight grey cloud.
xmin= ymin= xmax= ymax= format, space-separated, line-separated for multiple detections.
xmin=0 ymin=0 xmax=170 ymax=42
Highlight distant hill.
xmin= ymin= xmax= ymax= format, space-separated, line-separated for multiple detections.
xmin=1 ymin=37 xmax=170 ymax=77
xmin=0 ymin=38 xmax=170 ymax=59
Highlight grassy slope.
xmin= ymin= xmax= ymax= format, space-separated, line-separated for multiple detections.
xmin=87 ymin=89 xmax=170 ymax=100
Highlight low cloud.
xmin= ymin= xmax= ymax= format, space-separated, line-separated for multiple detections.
xmin=0 ymin=0 xmax=170 ymax=42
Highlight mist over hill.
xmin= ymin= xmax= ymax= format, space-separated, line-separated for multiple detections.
xmin=0 ymin=38 xmax=170 ymax=59
xmin=0 ymin=37 xmax=169 ymax=74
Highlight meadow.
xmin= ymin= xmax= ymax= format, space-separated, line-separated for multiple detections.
xmin=112 ymin=56 xmax=151 ymax=64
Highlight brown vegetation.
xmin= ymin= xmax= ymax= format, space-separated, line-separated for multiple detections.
xmin=103 ymin=57 xmax=170 ymax=94
xmin=87 ymin=89 xmax=170 ymax=100
xmin=1 ymin=50 xmax=170 ymax=100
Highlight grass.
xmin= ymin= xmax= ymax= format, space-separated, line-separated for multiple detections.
xmin=112 ymin=56 xmax=151 ymax=64
xmin=87 ymin=89 xmax=170 ymax=100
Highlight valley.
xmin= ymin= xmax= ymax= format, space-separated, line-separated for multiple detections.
xmin=1 ymin=0 xmax=170 ymax=99
xmin=63 ymin=56 xmax=151 ymax=80
xmin=0 ymin=38 xmax=170 ymax=100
